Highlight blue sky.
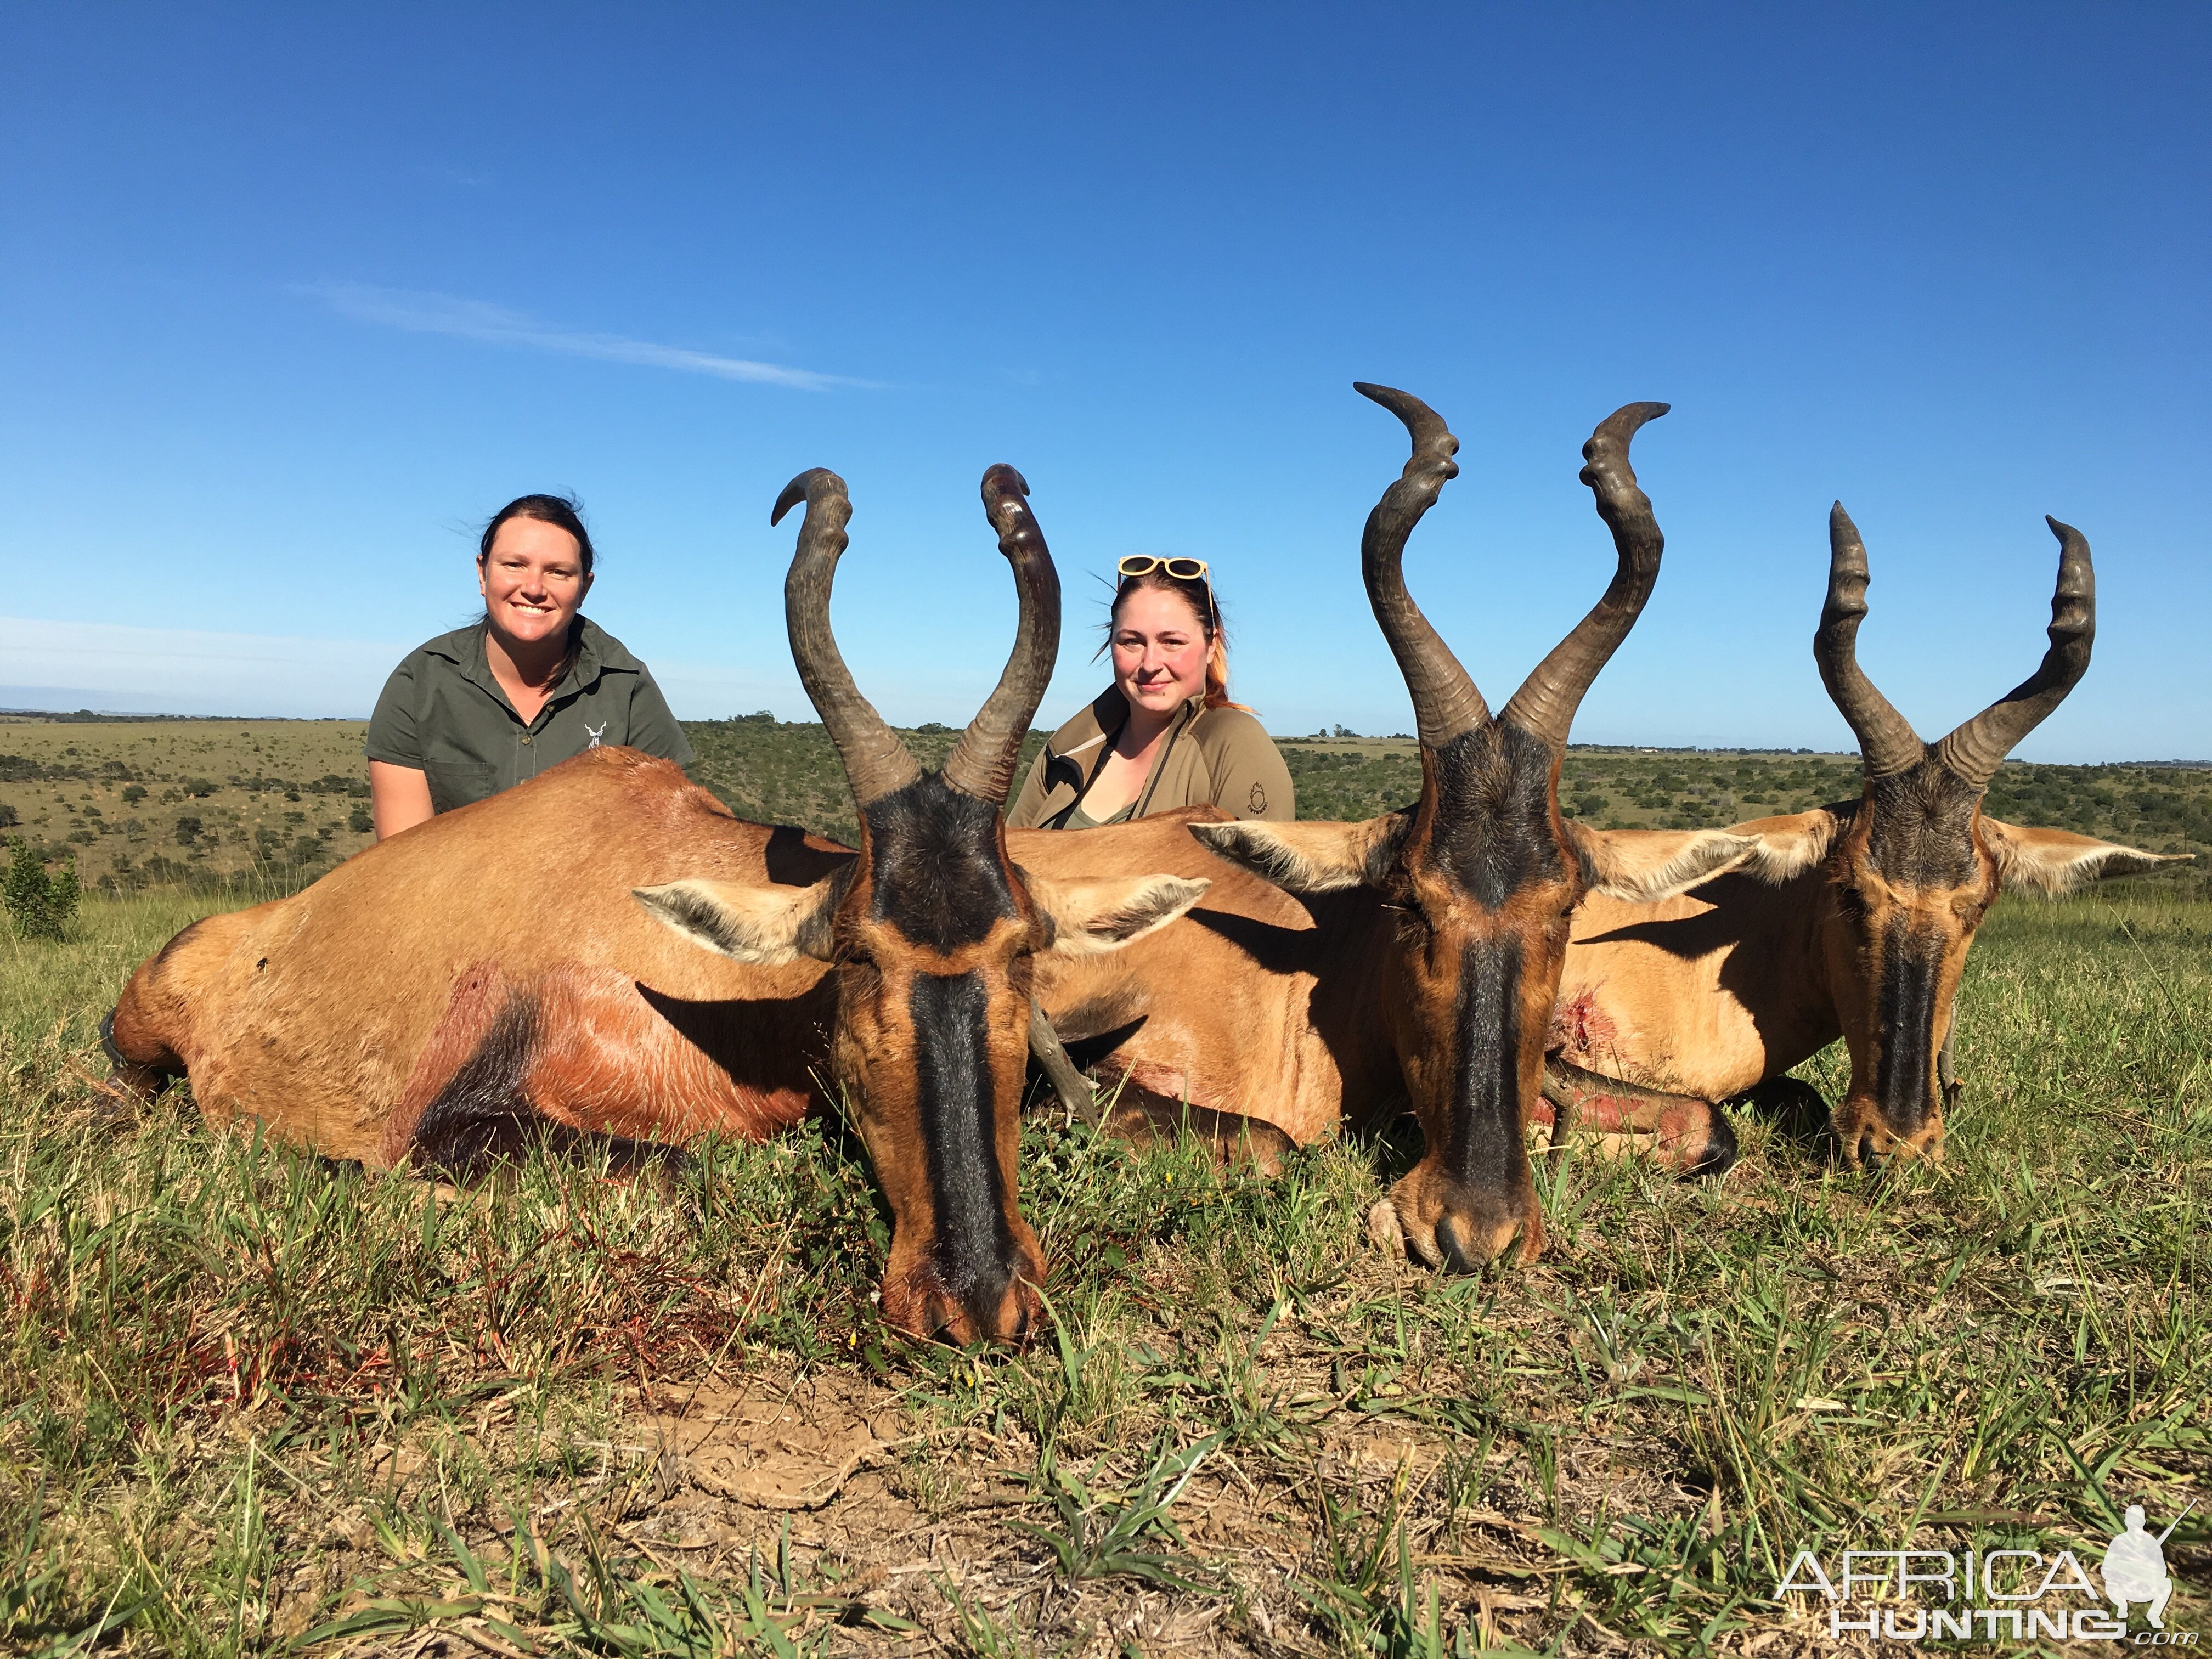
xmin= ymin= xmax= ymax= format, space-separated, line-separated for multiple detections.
xmin=3 ymin=4 xmax=2207 ymax=759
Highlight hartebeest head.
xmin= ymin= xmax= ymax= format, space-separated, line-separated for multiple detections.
xmin=1740 ymin=506 xmax=2185 ymax=1166
xmin=1193 ymin=386 xmax=1759 ymax=1271
xmin=637 ymin=466 xmax=1207 ymax=1342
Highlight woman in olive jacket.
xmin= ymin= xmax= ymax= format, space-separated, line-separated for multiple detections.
xmin=1007 ymin=557 xmax=1292 ymax=829
xmin=1010 ymin=556 xmax=1292 ymax=1119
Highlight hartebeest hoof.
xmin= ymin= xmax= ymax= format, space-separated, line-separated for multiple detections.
xmin=1369 ymin=1166 xmax=1544 ymax=1273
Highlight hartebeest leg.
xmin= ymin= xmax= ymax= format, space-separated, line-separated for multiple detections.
xmin=1539 ymin=1056 xmax=1737 ymax=1176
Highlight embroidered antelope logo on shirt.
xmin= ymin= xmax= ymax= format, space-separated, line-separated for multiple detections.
xmin=585 ymin=721 xmax=607 ymax=749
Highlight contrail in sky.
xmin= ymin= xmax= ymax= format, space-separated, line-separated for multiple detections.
xmin=310 ymin=283 xmax=870 ymax=391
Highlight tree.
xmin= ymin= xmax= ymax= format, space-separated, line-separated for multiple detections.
xmin=175 ymin=816 xmax=203 ymax=846
xmin=3 ymin=840 xmax=80 ymax=941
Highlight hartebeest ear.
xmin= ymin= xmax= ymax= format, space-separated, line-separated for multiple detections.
xmin=1565 ymin=823 xmax=1763 ymax=901
xmin=633 ymin=874 xmax=843 ymax=964
xmin=1187 ymin=811 xmax=1413 ymax=894
xmin=1980 ymin=819 xmax=2191 ymax=896
xmin=1699 ymin=809 xmax=1846 ymax=884
xmin=1024 ymin=873 xmax=1211 ymax=957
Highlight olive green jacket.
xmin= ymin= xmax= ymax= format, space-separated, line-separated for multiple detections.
xmin=366 ymin=618 xmax=693 ymax=814
xmin=1006 ymin=689 xmax=1294 ymax=830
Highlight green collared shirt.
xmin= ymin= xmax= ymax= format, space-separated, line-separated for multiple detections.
xmin=365 ymin=618 xmax=695 ymax=814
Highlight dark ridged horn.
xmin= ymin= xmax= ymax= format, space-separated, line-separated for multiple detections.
xmin=1932 ymin=517 xmax=2096 ymax=789
xmin=775 ymin=469 xmax=922 ymax=808
xmin=1500 ymin=402 xmax=1671 ymax=751
xmin=1814 ymin=503 xmax=1925 ymax=778
xmin=1353 ymin=382 xmax=1485 ymax=749
xmin=940 ymin=465 xmax=1063 ymax=803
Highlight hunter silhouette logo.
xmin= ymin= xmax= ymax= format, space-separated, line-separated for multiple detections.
xmin=2104 ymin=1503 xmax=2192 ymax=1630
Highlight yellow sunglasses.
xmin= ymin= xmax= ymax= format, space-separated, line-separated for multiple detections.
xmin=1116 ymin=555 xmax=1210 ymax=582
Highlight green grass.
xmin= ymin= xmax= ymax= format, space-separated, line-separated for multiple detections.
xmin=2 ymin=883 xmax=2206 ymax=1654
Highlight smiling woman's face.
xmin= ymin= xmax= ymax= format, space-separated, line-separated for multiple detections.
xmin=1110 ymin=585 xmax=1211 ymax=717
xmin=478 ymin=516 xmax=592 ymax=650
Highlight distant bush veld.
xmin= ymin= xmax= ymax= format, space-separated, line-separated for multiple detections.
xmin=0 ymin=716 xmax=2203 ymax=901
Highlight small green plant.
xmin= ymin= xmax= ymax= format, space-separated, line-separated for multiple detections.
xmin=348 ymin=803 xmax=374 ymax=833
xmin=2 ymin=842 xmax=78 ymax=941
xmin=1009 ymin=1435 xmax=1216 ymax=1592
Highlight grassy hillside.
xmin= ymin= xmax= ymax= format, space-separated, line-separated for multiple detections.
xmin=7 ymin=717 xmax=2205 ymax=902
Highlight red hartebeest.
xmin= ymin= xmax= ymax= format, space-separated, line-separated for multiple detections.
xmin=106 ymin=465 xmax=1207 ymax=1343
xmin=1550 ymin=505 xmax=2189 ymax=1164
xmin=1020 ymin=386 xmax=1766 ymax=1269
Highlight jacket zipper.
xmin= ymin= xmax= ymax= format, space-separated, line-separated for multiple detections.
xmin=1133 ymin=702 xmax=1198 ymax=819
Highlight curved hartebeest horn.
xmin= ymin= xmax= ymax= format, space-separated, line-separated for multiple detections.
xmin=1499 ymin=402 xmax=1671 ymax=752
xmin=1932 ymin=517 xmax=2096 ymax=789
xmin=775 ymin=469 xmax=922 ymax=808
xmin=1814 ymin=504 xmax=1926 ymax=778
xmin=1353 ymin=382 xmax=1485 ymax=749
xmin=941 ymin=465 xmax=1063 ymax=804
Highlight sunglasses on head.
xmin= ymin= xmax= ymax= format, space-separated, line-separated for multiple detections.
xmin=1116 ymin=556 xmax=1210 ymax=582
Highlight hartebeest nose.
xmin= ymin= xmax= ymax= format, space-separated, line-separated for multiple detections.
xmin=881 ymin=1230 xmax=1047 ymax=1347
xmin=1369 ymin=1163 xmax=1545 ymax=1273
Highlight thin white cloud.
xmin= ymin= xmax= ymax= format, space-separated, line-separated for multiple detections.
xmin=310 ymin=284 xmax=870 ymax=392
xmin=1 ymin=617 xmax=403 ymax=718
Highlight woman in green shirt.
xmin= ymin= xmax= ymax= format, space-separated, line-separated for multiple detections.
xmin=1007 ymin=557 xmax=1292 ymax=830
xmin=366 ymin=494 xmax=693 ymax=838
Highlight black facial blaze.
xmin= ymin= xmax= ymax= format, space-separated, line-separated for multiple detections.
xmin=864 ymin=778 xmax=1019 ymax=951
xmin=1443 ymin=934 xmax=1525 ymax=1191
xmin=910 ymin=970 xmax=1019 ymax=1309
xmin=1871 ymin=918 xmax=1944 ymax=1132
xmin=1426 ymin=725 xmax=1569 ymax=910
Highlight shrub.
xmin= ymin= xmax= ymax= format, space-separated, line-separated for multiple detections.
xmin=3 ymin=840 xmax=79 ymax=940
xmin=348 ymin=804 xmax=374 ymax=834
xmin=174 ymin=816 xmax=203 ymax=846
xmin=0 ymin=804 xmax=15 ymax=828
xmin=121 ymin=784 xmax=146 ymax=804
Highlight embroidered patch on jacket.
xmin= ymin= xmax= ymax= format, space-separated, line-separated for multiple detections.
xmin=1248 ymin=782 xmax=1268 ymax=814
xmin=585 ymin=722 xmax=607 ymax=749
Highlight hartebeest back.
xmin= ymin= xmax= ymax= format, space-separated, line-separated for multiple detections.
xmin=109 ymin=465 xmax=1207 ymax=1344
xmin=1555 ymin=505 xmax=2188 ymax=1163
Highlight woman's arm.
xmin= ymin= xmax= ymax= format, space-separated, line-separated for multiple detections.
xmin=1205 ymin=712 xmax=1296 ymax=821
xmin=1005 ymin=745 xmax=1054 ymax=829
xmin=622 ymin=668 xmax=697 ymax=768
xmin=369 ymin=761 xmax=435 ymax=840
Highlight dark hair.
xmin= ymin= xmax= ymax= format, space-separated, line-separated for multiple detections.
xmin=479 ymin=494 xmax=596 ymax=576
xmin=1105 ymin=567 xmax=1248 ymax=712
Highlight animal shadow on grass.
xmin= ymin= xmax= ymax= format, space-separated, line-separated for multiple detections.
xmin=1725 ymin=1074 xmax=1834 ymax=1156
